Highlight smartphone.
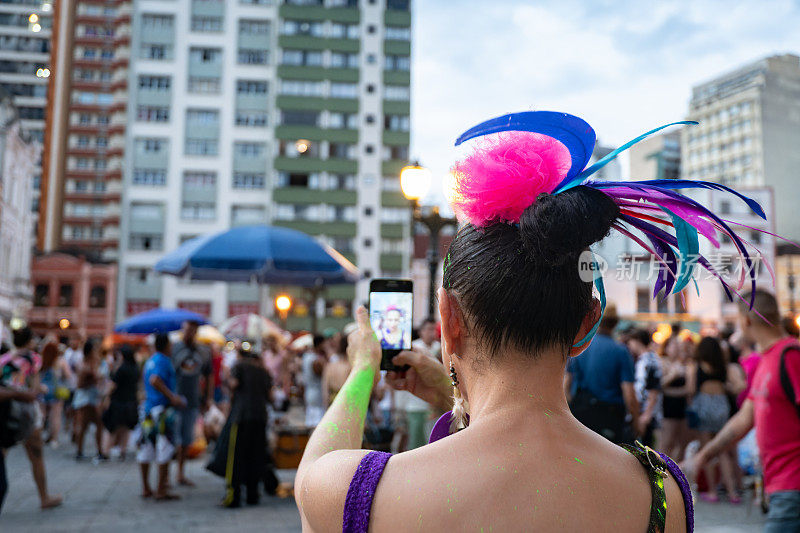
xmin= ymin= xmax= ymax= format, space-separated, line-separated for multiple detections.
xmin=369 ymin=278 xmax=413 ymax=371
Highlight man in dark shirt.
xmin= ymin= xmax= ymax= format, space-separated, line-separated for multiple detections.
xmin=171 ymin=320 xmax=212 ymax=486
xmin=565 ymin=306 xmax=641 ymax=443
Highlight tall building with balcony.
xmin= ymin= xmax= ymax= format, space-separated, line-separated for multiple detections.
xmin=119 ymin=0 xmax=412 ymax=329
xmin=0 ymin=0 xmax=53 ymax=228
xmin=39 ymin=0 xmax=132 ymax=261
xmin=682 ymin=54 xmax=800 ymax=242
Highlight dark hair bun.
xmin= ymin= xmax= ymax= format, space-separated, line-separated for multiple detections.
xmin=519 ymin=186 xmax=619 ymax=267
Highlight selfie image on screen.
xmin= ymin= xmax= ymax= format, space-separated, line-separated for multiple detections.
xmin=369 ymin=292 xmax=412 ymax=351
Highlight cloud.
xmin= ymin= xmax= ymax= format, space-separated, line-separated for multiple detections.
xmin=411 ymin=0 xmax=800 ymax=204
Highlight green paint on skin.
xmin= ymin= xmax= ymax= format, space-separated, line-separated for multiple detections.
xmin=574 ymin=457 xmax=583 ymax=464
xmin=341 ymin=367 xmax=376 ymax=418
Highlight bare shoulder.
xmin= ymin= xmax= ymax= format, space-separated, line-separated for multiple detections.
xmin=298 ymin=449 xmax=372 ymax=533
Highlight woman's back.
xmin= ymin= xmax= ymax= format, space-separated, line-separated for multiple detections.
xmin=366 ymin=412 xmax=686 ymax=532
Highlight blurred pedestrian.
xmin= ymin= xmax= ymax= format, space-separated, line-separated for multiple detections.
xmin=659 ymin=334 xmax=691 ymax=460
xmin=73 ymin=339 xmax=106 ymax=461
xmin=686 ymin=290 xmax=800 ymax=530
xmin=171 ymin=320 xmax=212 ymax=487
xmin=686 ymin=337 xmax=739 ymax=503
xmin=566 ymin=306 xmax=641 ymax=443
xmin=0 ymin=383 xmax=40 ymax=513
xmin=302 ymin=335 xmax=326 ymax=427
xmin=39 ymin=340 xmax=72 ymax=447
xmin=626 ymin=329 xmax=661 ymax=447
xmin=322 ymin=333 xmax=350 ymax=407
xmin=102 ymin=345 xmax=140 ymax=461
xmin=138 ymin=333 xmax=185 ymax=501
xmin=0 ymin=327 xmax=62 ymax=509
xmin=220 ymin=345 xmax=275 ymax=507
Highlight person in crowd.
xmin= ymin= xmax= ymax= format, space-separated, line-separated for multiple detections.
xmin=0 ymin=327 xmax=62 ymax=509
xmin=209 ymin=343 xmax=229 ymax=416
xmin=39 ymin=340 xmax=72 ymax=447
xmin=301 ymin=335 xmax=327 ymax=427
xmin=566 ymin=305 xmax=641 ymax=443
xmin=626 ymin=329 xmax=662 ymax=447
xmin=399 ymin=318 xmax=442 ymax=450
xmin=102 ymin=345 xmax=140 ymax=461
xmin=171 ymin=320 xmax=212 ymax=487
xmin=138 ymin=333 xmax=185 ymax=501
xmin=659 ymin=333 xmax=691 ymax=460
xmin=686 ymin=290 xmax=800 ymax=531
xmin=0 ymin=383 xmax=40 ymax=513
xmin=263 ymin=334 xmax=289 ymax=412
xmin=72 ymin=339 xmax=106 ymax=461
xmin=220 ymin=345 xmax=274 ymax=507
xmin=322 ymin=334 xmax=351 ymax=407
xmin=686 ymin=336 xmax=739 ymax=503
xmin=62 ymin=337 xmax=83 ymax=443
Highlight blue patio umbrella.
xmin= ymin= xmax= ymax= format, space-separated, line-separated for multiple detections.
xmin=154 ymin=225 xmax=359 ymax=332
xmin=114 ymin=308 xmax=209 ymax=334
xmin=154 ymin=225 xmax=358 ymax=285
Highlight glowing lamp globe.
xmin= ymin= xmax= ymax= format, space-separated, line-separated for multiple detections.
xmin=400 ymin=164 xmax=432 ymax=201
xmin=59 ymin=318 xmax=70 ymax=330
xmin=275 ymin=295 xmax=292 ymax=312
xmin=795 ymin=314 xmax=800 ymax=330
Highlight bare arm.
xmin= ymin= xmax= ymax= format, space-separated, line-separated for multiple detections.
xmin=295 ymin=307 xmax=381 ymax=528
xmin=148 ymin=374 xmax=185 ymax=408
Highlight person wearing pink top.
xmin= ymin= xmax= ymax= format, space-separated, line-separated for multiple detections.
xmin=686 ymin=290 xmax=800 ymax=533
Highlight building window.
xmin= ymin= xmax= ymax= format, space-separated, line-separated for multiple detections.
xmin=234 ymin=142 xmax=265 ymax=157
xmin=232 ymin=173 xmax=266 ymax=189
xmin=329 ymin=174 xmax=356 ymax=190
xmin=132 ymin=169 xmax=167 ymax=186
xmin=138 ymin=75 xmax=171 ymax=90
xmin=330 ymin=52 xmax=358 ymax=69
xmin=329 ymin=22 xmax=359 ymax=39
xmin=135 ymin=138 xmax=166 ymax=153
xmin=280 ymin=80 xmax=324 ymax=97
xmin=186 ymin=109 xmax=220 ymax=125
xmin=385 ymin=145 xmax=409 ymax=160
xmin=142 ymin=14 xmax=174 ymax=28
xmin=387 ymin=0 xmax=409 ymax=10
xmin=330 ymin=82 xmax=357 ymax=99
xmin=33 ymin=284 xmax=48 ymax=307
xmin=238 ymin=49 xmax=269 ymax=65
xmin=280 ymin=19 xmax=324 ymax=37
xmin=188 ymin=77 xmax=221 ymax=93
xmin=384 ymin=85 xmax=410 ymax=100
xmin=281 ymin=49 xmax=322 ymax=67
xmin=136 ymin=106 xmax=170 ymax=122
xmin=385 ymin=114 xmax=410 ymax=131
xmin=190 ymin=47 xmax=222 ymax=64
xmin=235 ymin=111 xmax=268 ymax=127
xmin=141 ymin=44 xmax=169 ymax=60
xmin=58 ymin=284 xmax=74 ymax=307
xmin=329 ymin=143 xmax=355 ymax=159
xmin=281 ymin=110 xmax=319 ymax=126
xmin=179 ymin=138 xmax=215 ymax=160
xmin=385 ymin=26 xmax=411 ymax=40
xmin=191 ymin=16 xmax=223 ymax=32
xmin=89 ymin=286 xmax=106 ymax=308
xmin=183 ymin=171 xmax=217 ymax=189
xmin=236 ymin=80 xmax=268 ymax=94
xmin=129 ymin=233 xmax=163 ymax=251
xmin=231 ymin=205 xmax=266 ymax=225
xmin=181 ymin=202 xmax=216 ymax=220
xmin=385 ymin=55 xmax=410 ymax=71
xmin=636 ymin=287 xmax=650 ymax=314
xmin=380 ymin=207 xmax=408 ymax=223
xmin=328 ymin=112 xmax=357 ymax=129
xmin=719 ymin=200 xmax=731 ymax=214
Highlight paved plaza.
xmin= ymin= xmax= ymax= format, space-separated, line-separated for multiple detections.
xmin=1 ymin=443 xmax=765 ymax=532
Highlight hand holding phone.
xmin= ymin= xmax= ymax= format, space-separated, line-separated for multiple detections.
xmin=368 ymin=279 xmax=413 ymax=372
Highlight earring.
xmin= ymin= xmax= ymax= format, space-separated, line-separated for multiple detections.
xmin=449 ymin=355 xmax=468 ymax=432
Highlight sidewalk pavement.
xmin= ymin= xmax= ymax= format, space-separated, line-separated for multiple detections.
xmin=1 ymin=441 xmax=765 ymax=532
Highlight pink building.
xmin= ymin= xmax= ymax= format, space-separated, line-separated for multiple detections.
xmin=28 ymin=253 xmax=117 ymax=339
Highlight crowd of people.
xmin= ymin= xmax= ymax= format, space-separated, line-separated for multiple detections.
xmin=565 ymin=294 xmax=800 ymax=512
xmin=0 ymin=315 xmax=445 ymax=513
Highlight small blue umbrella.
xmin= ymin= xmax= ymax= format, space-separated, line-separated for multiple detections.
xmin=114 ymin=308 xmax=209 ymax=334
xmin=154 ymin=225 xmax=358 ymax=285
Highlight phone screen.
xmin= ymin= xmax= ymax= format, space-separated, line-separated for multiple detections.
xmin=369 ymin=291 xmax=413 ymax=352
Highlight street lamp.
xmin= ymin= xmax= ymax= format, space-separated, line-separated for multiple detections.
xmin=400 ymin=163 xmax=457 ymax=320
xmin=275 ymin=294 xmax=292 ymax=329
xmin=59 ymin=318 xmax=70 ymax=330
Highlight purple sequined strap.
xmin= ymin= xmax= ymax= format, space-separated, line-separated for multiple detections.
xmin=342 ymin=451 xmax=392 ymax=533
xmin=658 ymin=451 xmax=695 ymax=533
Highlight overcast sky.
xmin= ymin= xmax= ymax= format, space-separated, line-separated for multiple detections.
xmin=410 ymin=0 xmax=800 ymax=204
